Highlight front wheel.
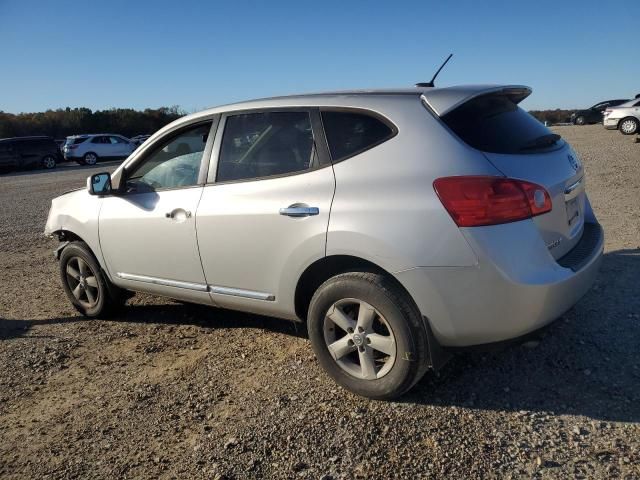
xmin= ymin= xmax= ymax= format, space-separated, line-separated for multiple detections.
xmin=574 ymin=116 xmax=586 ymax=125
xmin=307 ymin=272 xmax=430 ymax=399
xmin=59 ymin=242 xmax=128 ymax=317
xmin=619 ymin=117 xmax=639 ymax=135
xmin=42 ymin=155 xmax=57 ymax=169
xmin=83 ymin=152 xmax=98 ymax=165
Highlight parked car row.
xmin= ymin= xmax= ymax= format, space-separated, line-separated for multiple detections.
xmin=572 ymin=95 xmax=640 ymax=136
xmin=0 ymin=132 xmax=157 ymax=173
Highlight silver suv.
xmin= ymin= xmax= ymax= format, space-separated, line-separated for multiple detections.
xmin=603 ymin=98 xmax=640 ymax=135
xmin=63 ymin=134 xmax=135 ymax=165
xmin=45 ymin=85 xmax=603 ymax=399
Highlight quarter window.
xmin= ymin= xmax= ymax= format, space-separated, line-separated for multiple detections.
xmin=216 ymin=111 xmax=315 ymax=182
xmin=321 ymin=111 xmax=394 ymax=162
xmin=125 ymin=122 xmax=211 ymax=192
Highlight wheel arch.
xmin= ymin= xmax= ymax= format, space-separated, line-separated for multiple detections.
xmin=50 ymin=228 xmax=112 ymax=280
xmin=294 ymin=254 xmax=418 ymax=323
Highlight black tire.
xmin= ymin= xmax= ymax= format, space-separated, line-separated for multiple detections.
xmin=307 ymin=272 xmax=430 ymax=400
xmin=42 ymin=155 xmax=57 ymax=169
xmin=83 ymin=152 xmax=99 ymax=166
xmin=574 ymin=116 xmax=585 ymax=126
xmin=59 ymin=241 xmax=128 ymax=317
xmin=619 ymin=117 xmax=639 ymax=135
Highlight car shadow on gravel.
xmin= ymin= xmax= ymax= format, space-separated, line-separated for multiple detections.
xmin=407 ymin=248 xmax=640 ymax=423
xmin=112 ymin=303 xmax=309 ymax=338
xmin=0 ymin=303 xmax=307 ymax=342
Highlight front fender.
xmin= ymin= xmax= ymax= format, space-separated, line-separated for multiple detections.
xmin=44 ymin=188 xmax=107 ymax=271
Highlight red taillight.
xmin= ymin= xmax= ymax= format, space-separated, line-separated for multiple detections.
xmin=433 ymin=176 xmax=552 ymax=227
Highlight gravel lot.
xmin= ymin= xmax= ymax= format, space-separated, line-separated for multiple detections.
xmin=1 ymin=126 xmax=639 ymax=479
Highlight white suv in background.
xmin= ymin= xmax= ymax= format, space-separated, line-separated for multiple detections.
xmin=63 ymin=134 xmax=135 ymax=165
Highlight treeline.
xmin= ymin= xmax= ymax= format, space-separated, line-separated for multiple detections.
xmin=0 ymin=106 xmax=185 ymax=140
xmin=528 ymin=109 xmax=574 ymax=125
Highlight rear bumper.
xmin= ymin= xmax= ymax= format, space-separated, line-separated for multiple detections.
xmin=396 ymin=220 xmax=604 ymax=347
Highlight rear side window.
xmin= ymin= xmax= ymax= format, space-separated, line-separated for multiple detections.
xmin=321 ymin=111 xmax=394 ymax=162
xmin=442 ymin=94 xmax=559 ymax=154
xmin=217 ymin=111 xmax=315 ymax=182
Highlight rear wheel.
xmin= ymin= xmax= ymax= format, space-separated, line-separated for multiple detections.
xmin=307 ymin=272 xmax=430 ymax=399
xmin=59 ymin=242 xmax=128 ymax=317
xmin=83 ymin=152 xmax=98 ymax=165
xmin=42 ymin=155 xmax=57 ymax=169
xmin=619 ymin=117 xmax=639 ymax=135
xmin=574 ymin=116 xmax=585 ymax=125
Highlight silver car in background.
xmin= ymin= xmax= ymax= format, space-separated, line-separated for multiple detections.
xmin=603 ymin=98 xmax=640 ymax=135
xmin=63 ymin=133 xmax=135 ymax=165
xmin=45 ymin=85 xmax=604 ymax=399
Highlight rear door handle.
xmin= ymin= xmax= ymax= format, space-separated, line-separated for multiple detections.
xmin=279 ymin=206 xmax=319 ymax=217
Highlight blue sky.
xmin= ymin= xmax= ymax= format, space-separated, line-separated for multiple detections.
xmin=0 ymin=0 xmax=638 ymax=113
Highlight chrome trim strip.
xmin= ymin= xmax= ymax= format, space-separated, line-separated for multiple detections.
xmin=209 ymin=285 xmax=275 ymax=301
xmin=564 ymin=177 xmax=583 ymax=195
xmin=116 ymin=272 xmax=208 ymax=292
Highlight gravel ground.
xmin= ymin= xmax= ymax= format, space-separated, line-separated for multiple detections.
xmin=0 ymin=126 xmax=639 ymax=479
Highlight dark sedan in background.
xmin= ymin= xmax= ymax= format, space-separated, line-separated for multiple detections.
xmin=571 ymin=99 xmax=628 ymax=125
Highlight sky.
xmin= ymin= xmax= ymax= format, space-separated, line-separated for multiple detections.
xmin=0 ymin=0 xmax=638 ymax=113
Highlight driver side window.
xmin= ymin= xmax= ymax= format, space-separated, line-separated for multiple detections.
xmin=125 ymin=122 xmax=212 ymax=192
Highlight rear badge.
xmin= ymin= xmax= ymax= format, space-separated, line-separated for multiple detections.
xmin=568 ymin=154 xmax=580 ymax=171
xmin=546 ymin=238 xmax=562 ymax=250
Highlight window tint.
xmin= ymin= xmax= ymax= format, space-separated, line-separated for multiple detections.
xmin=91 ymin=136 xmax=105 ymax=144
xmin=125 ymin=122 xmax=211 ymax=192
xmin=66 ymin=137 xmax=88 ymax=145
xmin=321 ymin=111 xmax=394 ymax=162
xmin=442 ymin=94 xmax=560 ymax=154
xmin=109 ymin=136 xmax=127 ymax=144
xmin=217 ymin=111 xmax=315 ymax=182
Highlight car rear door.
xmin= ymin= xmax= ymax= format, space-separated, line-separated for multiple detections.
xmin=195 ymin=108 xmax=335 ymax=319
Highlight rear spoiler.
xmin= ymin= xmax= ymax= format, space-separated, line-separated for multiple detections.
xmin=421 ymin=85 xmax=532 ymax=117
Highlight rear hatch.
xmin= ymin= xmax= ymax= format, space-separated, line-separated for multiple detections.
xmin=429 ymin=87 xmax=585 ymax=259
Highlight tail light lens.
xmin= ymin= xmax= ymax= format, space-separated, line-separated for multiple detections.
xmin=433 ymin=176 xmax=552 ymax=227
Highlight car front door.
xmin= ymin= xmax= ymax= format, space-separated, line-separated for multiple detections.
xmin=99 ymin=120 xmax=216 ymax=303
xmin=196 ymin=109 xmax=335 ymax=319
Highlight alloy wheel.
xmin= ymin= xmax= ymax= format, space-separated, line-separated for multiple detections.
xmin=323 ymin=298 xmax=397 ymax=380
xmin=85 ymin=153 xmax=97 ymax=165
xmin=620 ymin=119 xmax=637 ymax=134
xmin=42 ymin=156 xmax=56 ymax=169
xmin=65 ymin=256 xmax=100 ymax=308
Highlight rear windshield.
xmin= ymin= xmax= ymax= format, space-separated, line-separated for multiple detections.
xmin=66 ymin=137 xmax=88 ymax=145
xmin=442 ymin=94 xmax=560 ymax=154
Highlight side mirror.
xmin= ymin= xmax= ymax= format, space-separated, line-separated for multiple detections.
xmin=87 ymin=172 xmax=112 ymax=195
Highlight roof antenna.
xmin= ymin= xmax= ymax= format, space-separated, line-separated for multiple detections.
xmin=415 ymin=54 xmax=453 ymax=88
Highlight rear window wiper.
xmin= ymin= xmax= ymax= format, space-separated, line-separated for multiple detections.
xmin=519 ymin=133 xmax=561 ymax=151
